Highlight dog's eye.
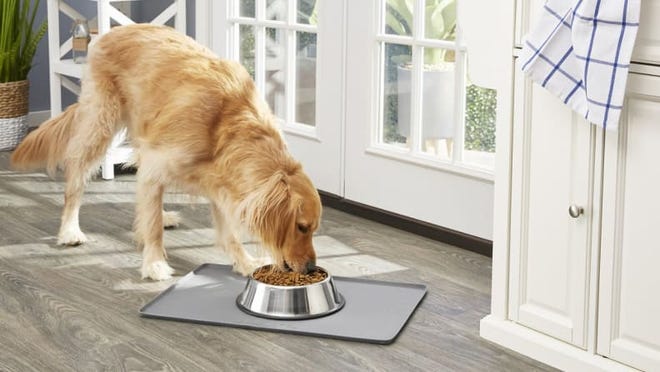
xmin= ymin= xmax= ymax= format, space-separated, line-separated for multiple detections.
xmin=297 ymin=223 xmax=309 ymax=234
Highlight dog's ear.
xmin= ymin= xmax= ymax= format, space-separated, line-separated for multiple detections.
xmin=241 ymin=171 xmax=295 ymax=251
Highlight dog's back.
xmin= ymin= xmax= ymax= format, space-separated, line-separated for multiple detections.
xmin=90 ymin=24 xmax=265 ymax=149
xmin=14 ymin=24 xmax=274 ymax=184
xmin=91 ymin=25 xmax=282 ymax=191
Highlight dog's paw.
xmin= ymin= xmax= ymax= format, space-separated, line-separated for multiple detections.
xmin=141 ymin=260 xmax=175 ymax=281
xmin=232 ymin=256 xmax=270 ymax=276
xmin=57 ymin=227 xmax=88 ymax=246
xmin=162 ymin=211 xmax=181 ymax=229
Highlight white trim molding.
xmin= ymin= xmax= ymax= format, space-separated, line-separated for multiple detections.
xmin=481 ymin=316 xmax=640 ymax=372
xmin=195 ymin=0 xmax=212 ymax=48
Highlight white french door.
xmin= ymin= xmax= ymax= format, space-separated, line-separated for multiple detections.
xmin=200 ymin=0 xmax=344 ymax=195
xmin=343 ymin=1 xmax=514 ymax=239
xmin=200 ymin=0 xmax=515 ymax=240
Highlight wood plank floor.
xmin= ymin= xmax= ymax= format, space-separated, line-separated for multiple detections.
xmin=0 ymin=152 xmax=555 ymax=372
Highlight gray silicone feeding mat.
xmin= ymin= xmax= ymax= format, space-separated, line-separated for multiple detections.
xmin=140 ymin=264 xmax=427 ymax=344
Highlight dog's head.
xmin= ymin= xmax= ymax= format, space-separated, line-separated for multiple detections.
xmin=243 ymin=168 xmax=321 ymax=273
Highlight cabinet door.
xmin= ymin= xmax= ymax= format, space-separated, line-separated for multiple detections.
xmin=598 ymin=72 xmax=660 ymax=372
xmin=508 ymin=68 xmax=599 ymax=348
xmin=632 ymin=0 xmax=660 ymax=64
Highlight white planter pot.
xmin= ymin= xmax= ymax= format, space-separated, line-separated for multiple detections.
xmin=396 ymin=64 xmax=455 ymax=140
xmin=0 ymin=80 xmax=30 ymax=151
xmin=0 ymin=115 xmax=28 ymax=151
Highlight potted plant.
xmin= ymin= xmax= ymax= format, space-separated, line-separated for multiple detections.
xmin=0 ymin=0 xmax=47 ymax=151
xmin=386 ymin=0 xmax=456 ymax=155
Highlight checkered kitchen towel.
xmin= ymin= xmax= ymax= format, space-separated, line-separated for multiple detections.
xmin=520 ymin=0 xmax=641 ymax=130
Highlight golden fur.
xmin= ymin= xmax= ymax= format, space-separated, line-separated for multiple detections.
xmin=11 ymin=24 xmax=321 ymax=280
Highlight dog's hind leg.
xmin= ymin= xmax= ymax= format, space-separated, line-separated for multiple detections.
xmin=58 ymin=81 xmax=121 ymax=246
xmin=136 ymin=175 xmax=174 ymax=280
xmin=211 ymin=203 xmax=266 ymax=276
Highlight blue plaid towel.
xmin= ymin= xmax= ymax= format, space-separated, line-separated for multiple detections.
xmin=520 ymin=0 xmax=641 ymax=130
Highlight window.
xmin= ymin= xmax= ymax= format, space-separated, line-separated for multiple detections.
xmin=378 ymin=0 xmax=496 ymax=170
xmin=230 ymin=0 xmax=319 ymax=132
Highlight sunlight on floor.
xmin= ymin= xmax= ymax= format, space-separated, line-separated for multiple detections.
xmin=0 ymin=189 xmax=39 ymax=207
xmin=0 ymin=168 xmax=410 ymax=294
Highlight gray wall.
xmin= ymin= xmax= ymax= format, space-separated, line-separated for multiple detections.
xmin=26 ymin=2 xmax=49 ymax=112
xmin=28 ymin=0 xmax=196 ymax=112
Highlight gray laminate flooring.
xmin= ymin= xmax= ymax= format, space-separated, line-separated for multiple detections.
xmin=0 ymin=152 xmax=555 ymax=372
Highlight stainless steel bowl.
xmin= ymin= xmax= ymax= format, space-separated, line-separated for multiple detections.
xmin=236 ymin=266 xmax=345 ymax=320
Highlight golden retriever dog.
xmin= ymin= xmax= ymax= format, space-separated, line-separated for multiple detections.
xmin=11 ymin=24 xmax=321 ymax=281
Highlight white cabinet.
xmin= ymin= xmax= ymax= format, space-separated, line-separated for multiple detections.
xmin=598 ymin=73 xmax=660 ymax=371
xmin=482 ymin=68 xmax=660 ymax=371
xmin=507 ymin=67 xmax=597 ymax=348
xmin=482 ymin=1 xmax=660 ymax=369
xmin=481 ymin=66 xmax=660 ymax=371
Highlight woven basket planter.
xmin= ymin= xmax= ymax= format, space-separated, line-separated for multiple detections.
xmin=0 ymin=80 xmax=29 ymax=151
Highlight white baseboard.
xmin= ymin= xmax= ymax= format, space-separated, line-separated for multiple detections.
xmin=480 ymin=315 xmax=639 ymax=372
xmin=27 ymin=110 xmax=50 ymax=128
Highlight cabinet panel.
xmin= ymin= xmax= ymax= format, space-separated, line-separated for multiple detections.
xmin=599 ymin=73 xmax=660 ymax=372
xmin=508 ymin=69 xmax=596 ymax=348
xmin=632 ymin=0 xmax=660 ymax=64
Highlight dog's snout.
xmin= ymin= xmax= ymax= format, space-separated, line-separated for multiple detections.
xmin=305 ymin=260 xmax=316 ymax=274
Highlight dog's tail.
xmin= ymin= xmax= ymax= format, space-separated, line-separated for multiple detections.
xmin=11 ymin=103 xmax=78 ymax=176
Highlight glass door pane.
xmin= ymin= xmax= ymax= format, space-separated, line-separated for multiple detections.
xmin=297 ymin=0 xmax=317 ymax=24
xmin=265 ymin=27 xmax=287 ymax=119
xmin=382 ymin=43 xmax=412 ymax=146
xmin=424 ymin=0 xmax=456 ymax=40
xmin=230 ymin=0 xmax=318 ymax=127
xmin=239 ymin=0 xmax=256 ymax=18
xmin=420 ymin=47 xmax=456 ymax=161
xmin=296 ymin=32 xmax=317 ymax=125
xmin=385 ymin=0 xmax=414 ymax=36
xmin=266 ymin=0 xmax=287 ymax=21
xmin=464 ymin=84 xmax=496 ymax=169
xmin=239 ymin=25 xmax=256 ymax=80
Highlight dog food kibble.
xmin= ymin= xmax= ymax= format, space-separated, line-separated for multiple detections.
xmin=253 ymin=265 xmax=327 ymax=286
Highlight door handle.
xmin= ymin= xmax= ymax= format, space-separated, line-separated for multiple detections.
xmin=568 ymin=205 xmax=584 ymax=218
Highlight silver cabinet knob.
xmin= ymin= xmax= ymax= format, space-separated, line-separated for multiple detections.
xmin=568 ymin=205 xmax=584 ymax=218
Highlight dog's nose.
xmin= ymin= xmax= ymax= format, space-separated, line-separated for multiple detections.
xmin=305 ymin=260 xmax=316 ymax=273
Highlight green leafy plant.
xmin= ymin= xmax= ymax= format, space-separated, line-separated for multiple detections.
xmin=0 ymin=0 xmax=48 ymax=83
xmin=465 ymin=84 xmax=496 ymax=152
xmin=297 ymin=0 xmax=318 ymax=25
xmin=386 ymin=0 xmax=456 ymax=65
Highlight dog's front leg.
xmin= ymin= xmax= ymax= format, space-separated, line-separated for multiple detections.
xmin=210 ymin=203 xmax=266 ymax=275
xmin=58 ymin=157 xmax=107 ymax=246
xmin=57 ymin=166 xmax=89 ymax=246
xmin=135 ymin=176 xmax=173 ymax=280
